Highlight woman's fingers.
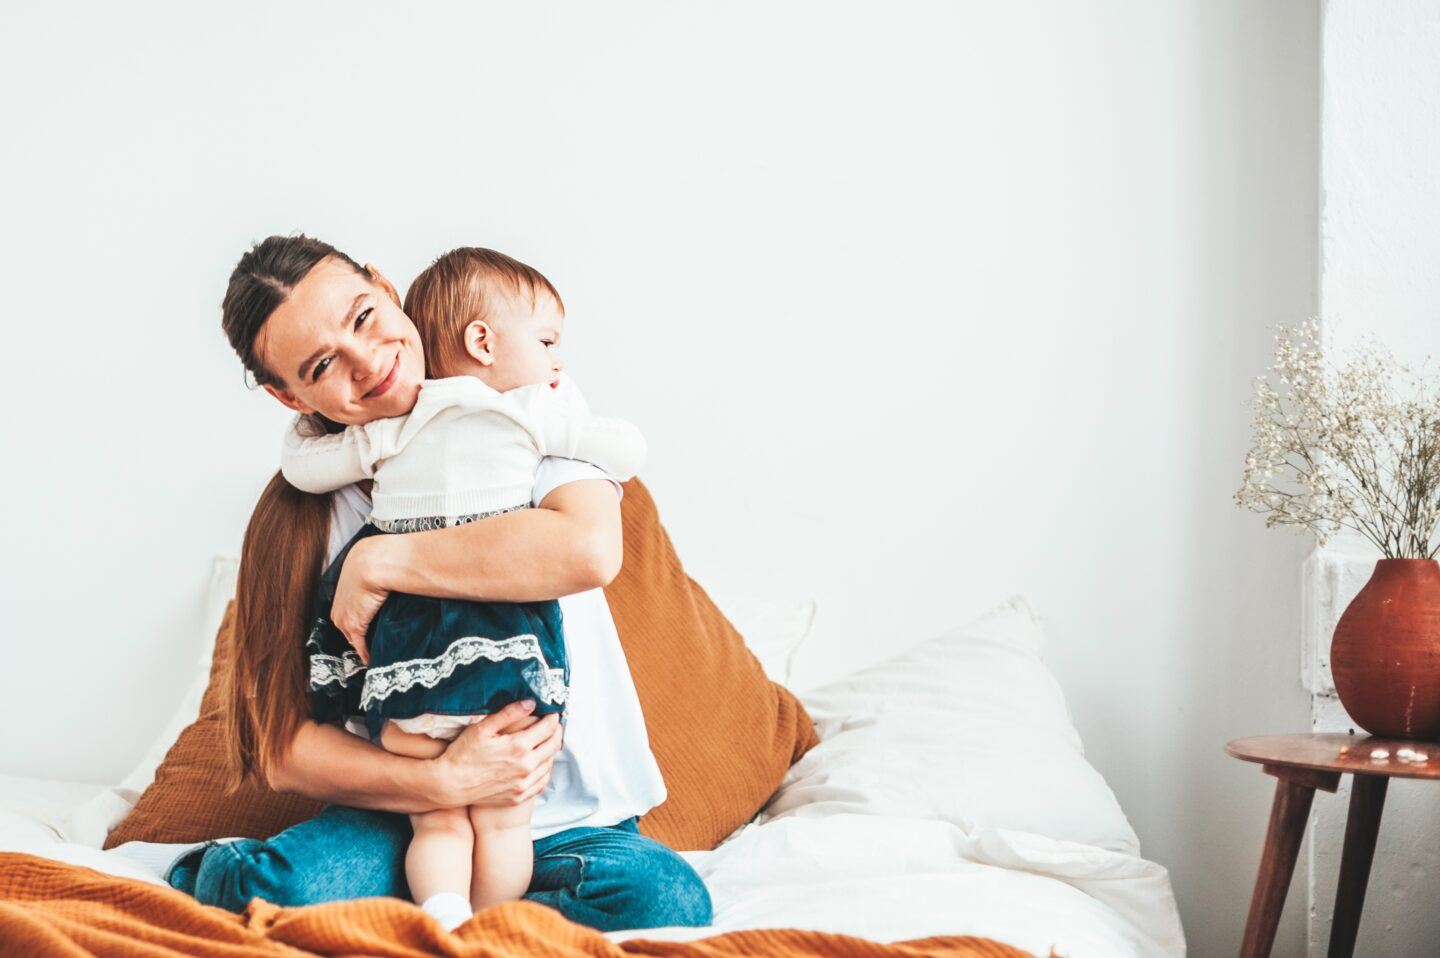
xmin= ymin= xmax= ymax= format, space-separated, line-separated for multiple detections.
xmin=477 ymin=699 xmax=537 ymax=733
xmin=541 ymin=718 xmax=564 ymax=759
xmin=514 ymin=713 xmax=563 ymax=753
xmin=347 ymin=634 xmax=370 ymax=666
xmin=515 ymin=761 xmax=553 ymax=803
xmin=436 ymin=705 xmax=562 ymax=807
xmin=330 ymin=541 xmax=389 ymax=660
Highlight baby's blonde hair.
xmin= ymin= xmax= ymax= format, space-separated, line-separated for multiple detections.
xmin=403 ymin=247 xmax=565 ymax=378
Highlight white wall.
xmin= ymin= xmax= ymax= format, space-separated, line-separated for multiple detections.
xmin=0 ymin=3 xmax=1322 ymax=954
xmin=1306 ymin=2 xmax=1440 ymax=954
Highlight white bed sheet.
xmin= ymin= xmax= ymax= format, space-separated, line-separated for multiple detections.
xmin=615 ymin=815 xmax=1182 ymax=957
xmin=0 ymin=775 xmax=1181 ymax=958
xmin=0 ymin=774 xmax=165 ymax=887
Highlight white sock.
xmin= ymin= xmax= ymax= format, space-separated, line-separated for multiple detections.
xmin=420 ymin=892 xmax=473 ymax=932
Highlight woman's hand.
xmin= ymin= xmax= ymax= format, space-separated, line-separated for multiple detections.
xmin=331 ymin=537 xmax=390 ymax=665
xmin=269 ymin=709 xmax=561 ymax=815
xmin=428 ymin=700 xmax=564 ymax=808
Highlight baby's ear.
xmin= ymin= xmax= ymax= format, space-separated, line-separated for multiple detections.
xmin=463 ymin=320 xmax=495 ymax=366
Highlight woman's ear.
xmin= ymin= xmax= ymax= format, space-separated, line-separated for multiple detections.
xmin=262 ymin=383 xmax=316 ymax=415
xmin=364 ymin=262 xmax=402 ymax=307
xmin=464 ymin=320 xmax=496 ymax=366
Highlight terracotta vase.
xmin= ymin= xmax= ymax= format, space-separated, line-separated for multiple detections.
xmin=1330 ymin=558 xmax=1440 ymax=741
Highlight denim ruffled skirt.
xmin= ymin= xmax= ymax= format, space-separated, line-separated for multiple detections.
xmin=307 ymin=522 xmax=569 ymax=741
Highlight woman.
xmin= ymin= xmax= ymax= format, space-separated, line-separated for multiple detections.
xmin=158 ymin=234 xmax=710 ymax=931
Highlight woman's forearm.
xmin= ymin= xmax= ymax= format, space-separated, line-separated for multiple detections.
xmin=268 ymin=703 xmax=564 ymax=813
xmin=266 ymin=720 xmax=443 ymax=813
xmin=359 ymin=478 xmax=623 ymax=602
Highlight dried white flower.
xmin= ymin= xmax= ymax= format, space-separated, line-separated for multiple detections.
xmin=1236 ymin=320 xmax=1440 ymax=558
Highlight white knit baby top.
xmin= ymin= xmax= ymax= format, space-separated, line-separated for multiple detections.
xmin=280 ymin=373 xmax=646 ymax=522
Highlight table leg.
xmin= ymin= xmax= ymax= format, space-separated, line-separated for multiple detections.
xmin=1240 ymin=765 xmax=1340 ymax=958
xmin=1327 ymin=773 xmax=1388 ymax=958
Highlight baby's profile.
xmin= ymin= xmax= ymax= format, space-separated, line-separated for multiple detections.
xmin=279 ymin=247 xmax=644 ymax=931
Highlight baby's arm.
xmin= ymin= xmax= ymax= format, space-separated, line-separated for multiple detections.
xmin=502 ymin=385 xmax=648 ymax=482
xmin=280 ymin=415 xmax=407 ymax=494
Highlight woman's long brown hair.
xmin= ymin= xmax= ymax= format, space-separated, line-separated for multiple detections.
xmin=217 ymin=234 xmax=364 ymax=789
xmin=221 ymin=469 xmax=333 ymax=788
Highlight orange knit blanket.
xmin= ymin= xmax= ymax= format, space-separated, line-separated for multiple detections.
xmin=0 ymin=853 xmax=1036 ymax=958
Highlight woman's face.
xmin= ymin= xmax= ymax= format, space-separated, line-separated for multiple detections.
xmin=255 ymin=257 xmax=426 ymax=425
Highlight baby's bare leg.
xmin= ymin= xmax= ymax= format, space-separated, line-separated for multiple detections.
xmin=468 ymin=799 xmax=536 ymax=911
xmin=379 ymin=722 xmax=451 ymax=759
xmin=407 ymin=806 xmax=474 ymax=908
xmin=382 ymin=715 xmax=541 ymax=911
xmin=380 ymin=722 xmax=473 ymax=914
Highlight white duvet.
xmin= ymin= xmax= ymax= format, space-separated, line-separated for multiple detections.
xmin=640 ymin=815 xmax=1180 ymax=957
xmin=0 ymin=594 xmax=1186 ymax=958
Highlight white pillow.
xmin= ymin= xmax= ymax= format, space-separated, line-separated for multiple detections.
xmin=58 ymin=555 xmax=237 ymax=847
xmin=760 ymin=595 xmax=1140 ymax=855
xmin=712 ymin=595 xmax=816 ymax=686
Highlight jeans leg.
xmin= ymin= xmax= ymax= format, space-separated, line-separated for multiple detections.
xmin=176 ymin=805 xmax=412 ymax=912
xmin=526 ymin=818 xmax=712 ymax=931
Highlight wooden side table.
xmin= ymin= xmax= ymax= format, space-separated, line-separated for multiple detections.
xmin=1227 ymin=733 xmax=1440 ymax=958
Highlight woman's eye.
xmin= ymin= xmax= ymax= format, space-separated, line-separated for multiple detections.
xmin=311 ymin=357 xmax=332 ymax=382
xmin=354 ymin=307 xmax=372 ymax=330
xmin=541 ymin=339 xmax=555 ymax=347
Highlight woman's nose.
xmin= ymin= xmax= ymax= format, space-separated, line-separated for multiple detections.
xmin=353 ymin=349 xmax=384 ymax=380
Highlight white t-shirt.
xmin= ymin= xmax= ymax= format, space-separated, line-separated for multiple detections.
xmin=325 ymin=457 xmax=667 ymax=838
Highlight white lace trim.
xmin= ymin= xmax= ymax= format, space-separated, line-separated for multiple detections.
xmin=310 ymin=649 xmax=365 ymax=689
xmin=359 ymin=633 xmax=568 ymax=711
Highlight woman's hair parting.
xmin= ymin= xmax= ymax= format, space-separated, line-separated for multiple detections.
xmin=220 ymin=233 xmax=366 ymax=388
xmin=403 ymin=247 xmax=565 ymax=379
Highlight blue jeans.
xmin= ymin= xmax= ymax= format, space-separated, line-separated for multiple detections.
xmin=167 ymin=805 xmax=712 ymax=932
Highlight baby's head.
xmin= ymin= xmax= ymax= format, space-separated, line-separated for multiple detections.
xmin=404 ymin=247 xmax=566 ymax=393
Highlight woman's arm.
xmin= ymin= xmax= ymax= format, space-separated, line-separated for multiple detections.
xmin=266 ymin=701 xmax=563 ymax=812
xmin=326 ymin=477 xmax=622 ymax=650
xmin=378 ymin=476 xmax=623 ymax=599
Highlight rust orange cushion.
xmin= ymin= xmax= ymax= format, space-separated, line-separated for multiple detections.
xmin=106 ymin=478 xmax=817 ymax=851
xmin=104 ymin=602 xmax=323 ymax=847
xmin=606 ymin=479 xmax=819 ymax=849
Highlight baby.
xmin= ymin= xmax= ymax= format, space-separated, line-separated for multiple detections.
xmin=279 ymin=247 xmax=645 ymax=931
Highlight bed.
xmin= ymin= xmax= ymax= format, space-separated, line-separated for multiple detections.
xmin=0 ymin=560 xmax=1185 ymax=957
